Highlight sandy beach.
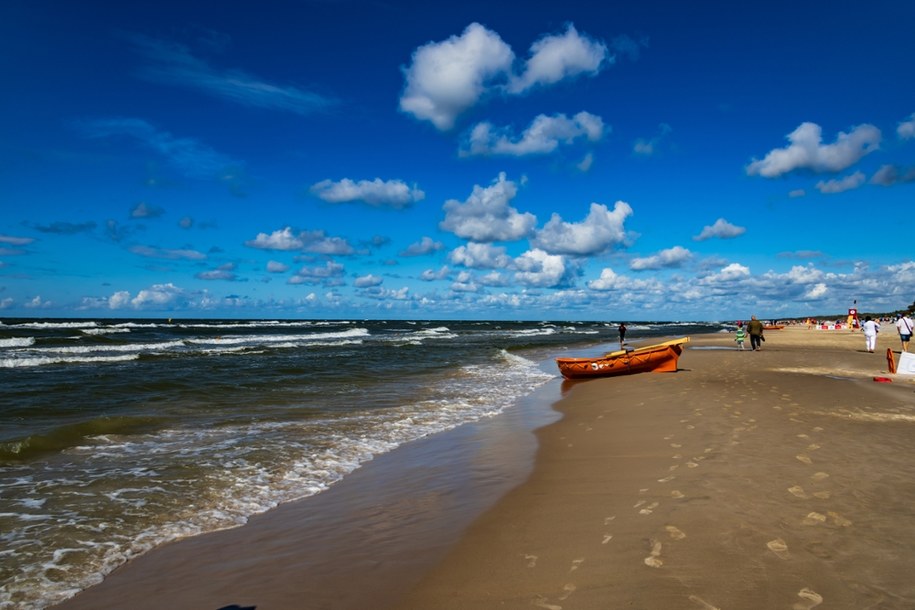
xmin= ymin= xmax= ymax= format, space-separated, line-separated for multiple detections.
xmin=54 ymin=326 xmax=915 ymax=610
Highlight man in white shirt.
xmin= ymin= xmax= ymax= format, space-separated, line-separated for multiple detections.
xmin=896 ymin=314 xmax=914 ymax=353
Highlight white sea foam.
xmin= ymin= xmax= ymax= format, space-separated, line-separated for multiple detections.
xmin=0 ymin=337 xmax=35 ymax=348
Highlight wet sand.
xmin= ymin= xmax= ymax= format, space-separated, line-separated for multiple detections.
xmin=54 ymin=327 xmax=915 ymax=609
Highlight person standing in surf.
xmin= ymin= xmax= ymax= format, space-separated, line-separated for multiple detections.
xmin=618 ymin=323 xmax=627 ymax=347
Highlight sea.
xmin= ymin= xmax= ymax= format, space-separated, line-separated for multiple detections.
xmin=0 ymin=317 xmax=723 ymax=609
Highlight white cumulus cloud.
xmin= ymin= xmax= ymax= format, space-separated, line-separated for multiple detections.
xmin=816 ymin=171 xmax=866 ymax=194
xmin=310 ymin=178 xmax=425 ymax=209
xmin=898 ymin=113 xmax=915 ymax=140
xmin=532 ymin=201 xmax=632 ymax=255
xmin=440 ymin=173 xmax=536 ymax=242
xmin=513 ymin=249 xmax=569 ymax=287
xmin=508 ymin=24 xmax=609 ymax=93
xmin=629 ymin=246 xmax=693 ymax=271
xmin=461 ymin=111 xmax=605 ymax=157
xmin=399 ymin=23 xmax=514 ymax=131
xmin=448 ymin=242 xmax=512 ymax=269
xmin=746 ymin=122 xmax=881 ymax=177
xmin=694 ymin=218 xmax=746 ymax=241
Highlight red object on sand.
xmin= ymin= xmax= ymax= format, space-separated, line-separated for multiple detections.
xmin=873 ymin=377 xmax=892 ymax=383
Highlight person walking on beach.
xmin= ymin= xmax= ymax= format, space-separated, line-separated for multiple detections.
xmin=735 ymin=322 xmax=746 ymax=350
xmin=862 ymin=316 xmax=880 ymax=353
xmin=746 ymin=316 xmax=764 ymax=351
xmin=895 ymin=313 xmax=913 ymax=353
xmin=618 ymin=323 xmax=627 ymax=346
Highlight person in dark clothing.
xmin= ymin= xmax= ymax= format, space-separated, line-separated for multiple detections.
xmin=746 ymin=315 xmax=764 ymax=351
xmin=618 ymin=323 xmax=627 ymax=346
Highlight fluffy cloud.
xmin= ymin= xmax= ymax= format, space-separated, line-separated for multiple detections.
xmin=532 ymin=201 xmax=632 ymax=255
xmin=870 ymin=164 xmax=915 ymax=186
xmin=746 ymin=122 xmax=881 ymax=178
xmin=699 ymin=262 xmax=751 ymax=283
xmin=399 ymin=23 xmax=610 ymax=130
xmin=507 ymin=24 xmax=609 ymax=93
xmin=400 ymin=236 xmax=444 ymax=257
xmin=399 ymin=23 xmax=514 ymax=130
xmin=898 ymin=113 xmax=915 ymax=140
xmin=117 ymin=283 xmax=185 ymax=308
xmin=245 ymin=227 xmax=354 ymax=255
xmin=354 ymin=274 xmax=384 ymax=288
xmin=310 ymin=178 xmax=425 ymax=209
xmin=461 ymin=111 xmax=605 ymax=157
xmin=587 ymin=267 xmax=663 ymax=291
xmin=266 ymin=260 xmax=289 ymax=273
xmin=289 ymin=261 xmax=345 ymax=285
xmin=513 ymin=249 xmax=570 ymax=287
xmin=694 ymin=218 xmax=746 ymax=241
xmin=629 ymin=246 xmax=693 ymax=271
xmin=816 ymin=171 xmax=866 ymax=194
xmin=448 ymin=242 xmax=512 ymax=269
xmin=440 ymin=173 xmax=536 ymax=242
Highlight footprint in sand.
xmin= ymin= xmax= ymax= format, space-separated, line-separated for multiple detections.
xmin=644 ymin=539 xmax=664 ymax=568
xmin=533 ymin=596 xmax=562 ymax=610
xmin=812 ymin=491 xmax=831 ymax=499
xmin=604 ymin=515 xmax=616 ymax=524
xmin=766 ymin=538 xmax=790 ymax=559
xmin=671 ymin=490 xmax=685 ymax=499
xmin=810 ymin=471 xmax=829 ymax=481
xmin=523 ymin=553 xmax=538 ymax=568
xmin=686 ymin=461 xmax=699 ymax=468
xmin=793 ymin=587 xmax=823 ymax=610
xmin=807 ymin=443 xmax=821 ymax=451
xmin=639 ymin=502 xmax=659 ymax=515
xmin=828 ymin=511 xmax=852 ymax=527
xmin=802 ymin=512 xmax=827 ymax=526
xmin=559 ymin=583 xmax=576 ymax=601
xmin=689 ymin=595 xmax=722 ymax=609
xmin=658 ymin=475 xmax=675 ymax=483
xmin=788 ymin=485 xmax=808 ymax=499
xmin=796 ymin=454 xmax=813 ymax=465
xmin=602 ymin=534 xmax=614 ymax=544
xmin=569 ymin=558 xmax=584 ymax=573
xmin=670 ymin=443 xmax=682 ymax=448
xmin=665 ymin=525 xmax=686 ymax=540
xmin=797 ymin=433 xmax=810 ymax=440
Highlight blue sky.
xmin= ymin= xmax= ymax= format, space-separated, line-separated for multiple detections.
xmin=1 ymin=0 xmax=913 ymax=321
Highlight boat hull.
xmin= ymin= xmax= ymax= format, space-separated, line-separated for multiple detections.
xmin=556 ymin=337 xmax=689 ymax=380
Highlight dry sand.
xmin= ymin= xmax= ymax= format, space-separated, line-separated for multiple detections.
xmin=54 ymin=326 xmax=915 ymax=609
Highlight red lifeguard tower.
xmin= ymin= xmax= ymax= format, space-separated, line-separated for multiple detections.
xmin=847 ymin=307 xmax=860 ymax=329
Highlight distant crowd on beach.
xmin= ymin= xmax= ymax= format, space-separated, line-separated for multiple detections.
xmin=731 ymin=312 xmax=913 ymax=355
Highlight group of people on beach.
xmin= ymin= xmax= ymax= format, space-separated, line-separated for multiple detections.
xmin=735 ymin=313 xmax=914 ymax=354
xmin=859 ymin=314 xmax=914 ymax=353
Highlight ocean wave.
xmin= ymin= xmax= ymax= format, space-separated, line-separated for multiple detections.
xmin=0 ymin=337 xmax=35 ymax=348
xmin=0 ymin=353 xmax=139 ymax=369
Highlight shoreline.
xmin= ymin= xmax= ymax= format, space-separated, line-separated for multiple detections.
xmin=53 ymin=327 xmax=915 ymax=609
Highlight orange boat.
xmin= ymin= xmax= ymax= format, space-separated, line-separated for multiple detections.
xmin=556 ymin=337 xmax=689 ymax=380
xmin=763 ymin=325 xmax=784 ymax=330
